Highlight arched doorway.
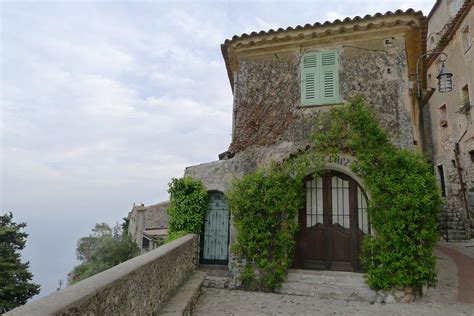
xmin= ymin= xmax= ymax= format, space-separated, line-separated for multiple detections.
xmin=295 ymin=170 xmax=370 ymax=272
xmin=200 ymin=191 xmax=230 ymax=265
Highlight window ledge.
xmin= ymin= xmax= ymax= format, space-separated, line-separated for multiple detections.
xmin=300 ymin=101 xmax=344 ymax=108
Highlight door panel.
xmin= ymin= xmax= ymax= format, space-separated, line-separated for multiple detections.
xmin=300 ymin=177 xmax=326 ymax=269
xmin=201 ymin=191 xmax=229 ymax=264
xmin=329 ymin=175 xmax=353 ymax=271
xmin=330 ymin=226 xmax=353 ymax=271
xmin=301 ymin=223 xmax=326 ymax=269
xmin=296 ymin=171 xmax=368 ymax=272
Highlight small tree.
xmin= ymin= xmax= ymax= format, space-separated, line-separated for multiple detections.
xmin=69 ymin=221 xmax=139 ymax=284
xmin=0 ymin=212 xmax=40 ymax=312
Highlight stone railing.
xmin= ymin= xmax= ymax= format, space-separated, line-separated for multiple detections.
xmin=6 ymin=234 xmax=199 ymax=315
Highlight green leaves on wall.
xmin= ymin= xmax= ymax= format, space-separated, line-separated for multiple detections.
xmin=167 ymin=177 xmax=208 ymax=241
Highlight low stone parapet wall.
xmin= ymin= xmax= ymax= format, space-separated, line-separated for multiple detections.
xmin=6 ymin=234 xmax=199 ymax=315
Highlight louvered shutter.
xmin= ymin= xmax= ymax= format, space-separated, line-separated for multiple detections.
xmin=300 ymin=50 xmax=339 ymax=106
xmin=301 ymin=53 xmax=319 ymax=106
xmin=320 ymin=51 xmax=339 ymax=104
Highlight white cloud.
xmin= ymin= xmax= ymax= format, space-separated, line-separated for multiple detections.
xmin=172 ymin=9 xmax=226 ymax=47
xmin=1 ymin=0 xmax=433 ymax=299
xmin=325 ymin=11 xmax=345 ymax=22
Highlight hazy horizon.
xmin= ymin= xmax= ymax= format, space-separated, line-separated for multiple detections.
xmin=1 ymin=0 xmax=433 ymax=299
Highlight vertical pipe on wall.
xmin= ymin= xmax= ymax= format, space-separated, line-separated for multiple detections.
xmin=454 ymin=140 xmax=471 ymax=223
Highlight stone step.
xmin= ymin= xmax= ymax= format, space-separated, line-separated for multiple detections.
xmin=441 ymin=216 xmax=465 ymax=222
xmin=197 ymin=264 xmax=230 ymax=277
xmin=203 ymin=275 xmax=230 ymax=289
xmin=445 ymin=232 xmax=469 ymax=241
xmin=158 ymin=270 xmax=206 ymax=316
xmin=197 ymin=264 xmax=231 ymax=289
xmin=440 ymin=222 xmax=465 ymax=227
xmin=446 ymin=229 xmax=468 ymax=235
xmin=440 ymin=225 xmax=467 ymax=231
xmin=275 ymin=269 xmax=376 ymax=302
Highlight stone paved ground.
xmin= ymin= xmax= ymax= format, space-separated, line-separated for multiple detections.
xmin=194 ymin=288 xmax=473 ymax=315
xmin=437 ymin=240 xmax=474 ymax=304
xmin=194 ymin=247 xmax=474 ymax=315
xmin=439 ymin=240 xmax=474 ymax=258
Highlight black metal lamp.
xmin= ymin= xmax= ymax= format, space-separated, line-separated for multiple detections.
xmin=416 ymin=50 xmax=453 ymax=99
xmin=437 ymin=61 xmax=453 ymax=93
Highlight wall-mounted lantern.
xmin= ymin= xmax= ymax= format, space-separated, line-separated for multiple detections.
xmin=437 ymin=61 xmax=453 ymax=93
xmin=416 ymin=50 xmax=453 ymax=99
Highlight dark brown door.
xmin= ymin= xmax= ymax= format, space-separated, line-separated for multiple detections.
xmin=296 ymin=171 xmax=369 ymax=272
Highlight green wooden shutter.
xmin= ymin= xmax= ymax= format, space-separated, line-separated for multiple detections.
xmin=300 ymin=50 xmax=339 ymax=106
xmin=301 ymin=53 xmax=319 ymax=106
xmin=320 ymin=51 xmax=339 ymax=104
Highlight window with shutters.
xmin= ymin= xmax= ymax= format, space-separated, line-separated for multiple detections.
xmin=300 ymin=50 xmax=340 ymax=106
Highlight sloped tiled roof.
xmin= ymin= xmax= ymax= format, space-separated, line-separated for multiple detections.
xmin=427 ymin=0 xmax=473 ymax=67
xmin=221 ymin=9 xmax=425 ymax=90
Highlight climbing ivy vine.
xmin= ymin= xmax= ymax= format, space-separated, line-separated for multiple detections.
xmin=167 ymin=177 xmax=208 ymax=241
xmin=228 ymin=96 xmax=441 ymax=292
xmin=227 ymin=163 xmax=304 ymax=291
xmin=309 ymin=97 xmax=441 ymax=291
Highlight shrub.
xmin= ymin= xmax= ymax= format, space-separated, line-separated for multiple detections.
xmin=166 ymin=177 xmax=208 ymax=241
xmin=69 ymin=222 xmax=139 ymax=284
xmin=227 ymin=97 xmax=441 ymax=292
xmin=310 ymin=97 xmax=441 ymax=291
xmin=227 ymin=164 xmax=304 ymax=291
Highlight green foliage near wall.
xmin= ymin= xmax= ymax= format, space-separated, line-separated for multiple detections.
xmin=166 ymin=177 xmax=208 ymax=241
xmin=0 ymin=212 xmax=40 ymax=312
xmin=227 ymin=164 xmax=304 ymax=291
xmin=228 ymin=97 xmax=440 ymax=292
xmin=307 ymin=97 xmax=441 ymax=291
xmin=70 ymin=222 xmax=139 ymax=284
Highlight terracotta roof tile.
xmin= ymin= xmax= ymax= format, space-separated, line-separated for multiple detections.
xmin=221 ymin=8 xmax=425 ymax=91
xmin=427 ymin=0 xmax=473 ymax=67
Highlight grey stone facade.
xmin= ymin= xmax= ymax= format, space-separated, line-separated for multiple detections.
xmin=230 ymin=38 xmax=416 ymax=154
xmin=422 ymin=1 xmax=473 ymax=240
xmin=186 ymin=11 xmax=426 ymax=283
xmin=128 ymin=201 xmax=170 ymax=252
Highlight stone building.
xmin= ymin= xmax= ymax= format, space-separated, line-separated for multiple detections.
xmin=423 ymin=0 xmax=473 ymax=241
xmin=185 ymin=9 xmax=428 ymax=278
xmin=128 ymin=201 xmax=169 ymax=253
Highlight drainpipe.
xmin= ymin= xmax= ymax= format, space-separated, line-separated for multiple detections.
xmin=454 ymin=130 xmax=471 ymax=225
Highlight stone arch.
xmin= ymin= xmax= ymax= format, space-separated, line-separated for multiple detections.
xmin=296 ymin=160 xmax=370 ymax=272
xmin=321 ymin=154 xmax=370 ymax=200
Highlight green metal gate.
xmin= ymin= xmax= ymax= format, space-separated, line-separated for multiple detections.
xmin=200 ymin=191 xmax=229 ymax=264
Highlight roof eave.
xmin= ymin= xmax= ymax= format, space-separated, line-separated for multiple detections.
xmin=221 ymin=8 xmax=425 ymax=92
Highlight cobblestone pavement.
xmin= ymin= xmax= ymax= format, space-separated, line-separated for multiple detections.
xmin=439 ymin=240 xmax=474 ymax=258
xmin=437 ymin=240 xmax=474 ymax=304
xmin=194 ymin=248 xmax=474 ymax=315
xmin=194 ymin=288 xmax=473 ymax=315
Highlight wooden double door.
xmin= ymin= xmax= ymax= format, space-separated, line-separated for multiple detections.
xmin=295 ymin=171 xmax=369 ymax=272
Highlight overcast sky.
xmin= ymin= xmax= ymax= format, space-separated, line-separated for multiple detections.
xmin=1 ymin=0 xmax=433 ymax=299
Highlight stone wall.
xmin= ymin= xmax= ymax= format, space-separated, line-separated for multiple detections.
xmin=6 ymin=234 xmax=199 ymax=316
xmin=187 ymin=36 xmax=419 ymax=284
xmin=423 ymin=5 xmax=473 ymax=240
xmin=230 ymin=37 xmax=416 ymax=154
xmin=128 ymin=201 xmax=170 ymax=251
